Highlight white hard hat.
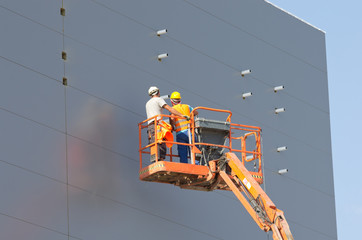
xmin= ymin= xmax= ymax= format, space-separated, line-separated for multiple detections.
xmin=148 ymin=86 xmax=159 ymax=96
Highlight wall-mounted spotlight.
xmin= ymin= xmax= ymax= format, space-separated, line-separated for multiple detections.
xmin=278 ymin=169 xmax=288 ymax=175
xmin=156 ymin=29 xmax=167 ymax=36
xmin=275 ymin=107 xmax=286 ymax=114
xmin=277 ymin=146 xmax=287 ymax=152
xmin=242 ymin=92 xmax=252 ymax=99
xmin=241 ymin=69 xmax=252 ymax=77
xmin=274 ymin=85 xmax=284 ymax=93
xmin=160 ymin=95 xmax=170 ymax=100
xmin=157 ymin=53 xmax=168 ymax=61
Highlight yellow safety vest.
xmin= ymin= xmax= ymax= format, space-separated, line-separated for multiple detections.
xmin=172 ymin=104 xmax=191 ymax=132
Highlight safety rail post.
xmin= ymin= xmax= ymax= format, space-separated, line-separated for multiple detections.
xmin=189 ymin=112 xmax=195 ymax=165
xmin=154 ymin=118 xmax=158 ymax=162
xmin=228 ymin=124 xmax=263 ymax=178
xmin=138 ymin=123 xmax=143 ymax=169
xmin=170 ymin=144 xmax=173 ymax=162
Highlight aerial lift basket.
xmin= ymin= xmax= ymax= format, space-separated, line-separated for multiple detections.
xmin=138 ymin=107 xmax=293 ymax=239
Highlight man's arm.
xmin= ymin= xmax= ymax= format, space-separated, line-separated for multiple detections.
xmin=164 ymin=104 xmax=185 ymax=118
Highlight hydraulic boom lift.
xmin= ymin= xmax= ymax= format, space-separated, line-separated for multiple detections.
xmin=138 ymin=107 xmax=294 ymax=240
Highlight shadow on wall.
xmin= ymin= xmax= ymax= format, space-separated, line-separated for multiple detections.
xmin=68 ymin=98 xmax=123 ymax=195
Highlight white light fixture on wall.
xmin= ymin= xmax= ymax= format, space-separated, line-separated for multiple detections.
xmin=157 ymin=53 xmax=168 ymax=61
xmin=242 ymin=92 xmax=252 ymax=99
xmin=274 ymin=85 xmax=284 ymax=93
xmin=241 ymin=69 xmax=252 ymax=77
xmin=277 ymin=146 xmax=287 ymax=152
xmin=278 ymin=169 xmax=288 ymax=175
xmin=275 ymin=107 xmax=286 ymax=114
xmin=160 ymin=95 xmax=170 ymax=100
xmin=157 ymin=29 xmax=167 ymax=36
xmin=246 ymin=155 xmax=254 ymax=161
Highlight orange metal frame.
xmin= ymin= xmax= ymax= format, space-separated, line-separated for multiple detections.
xmin=138 ymin=106 xmax=263 ymax=186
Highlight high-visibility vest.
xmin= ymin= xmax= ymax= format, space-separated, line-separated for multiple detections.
xmin=157 ymin=121 xmax=173 ymax=147
xmin=172 ymin=104 xmax=191 ymax=133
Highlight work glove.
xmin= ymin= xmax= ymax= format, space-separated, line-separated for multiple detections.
xmin=183 ymin=115 xmax=190 ymax=121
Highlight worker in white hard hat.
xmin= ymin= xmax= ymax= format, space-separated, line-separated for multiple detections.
xmin=145 ymin=86 xmax=186 ymax=162
xmin=169 ymin=91 xmax=198 ymax=164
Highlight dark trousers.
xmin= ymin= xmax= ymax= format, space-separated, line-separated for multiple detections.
xmin=148 ymin=124 xmax=166 ymax=161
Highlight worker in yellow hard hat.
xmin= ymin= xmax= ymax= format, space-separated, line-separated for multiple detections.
xmin=170 ymin=91 xmax=198 ymax=164
xmin=146 ymin=86 xmax=185 ymax=162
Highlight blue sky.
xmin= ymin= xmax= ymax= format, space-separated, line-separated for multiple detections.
xmin=270 ymin=1 xmax=362 ymax=239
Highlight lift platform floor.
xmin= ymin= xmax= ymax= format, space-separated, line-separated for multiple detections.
xmin=139 ymin=161 xmax=231 ymax=191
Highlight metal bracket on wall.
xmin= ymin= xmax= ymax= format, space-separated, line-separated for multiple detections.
xmin=62 ymin=51 xmax=67 ymax=61
xmin=60 ymin=8 xmax=66 ymax=16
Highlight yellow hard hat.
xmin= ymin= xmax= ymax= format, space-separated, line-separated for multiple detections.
xmin=170 ymin=91 xmax=181 ymax=99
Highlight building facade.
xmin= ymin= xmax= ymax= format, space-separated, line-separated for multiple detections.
xmin=0 ymin=0 xmax=337 ymax=239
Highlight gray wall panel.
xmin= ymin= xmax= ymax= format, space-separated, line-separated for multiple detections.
xmin=0 ymin=58 xmax=65 ymax=132
xmin=224 ymin=76 xmax=331 ymax=151
xmin=185 ymin=0 xmax=327 ymax=70
xmin=69 ymin=186 xmax=247 ymax=240
xmin=258 ymin=128 xmax=334 ymax=196
xmin=67 ymin=134 xmax=268 ymax=239
xmin=0 ymin=7 xmax=63 ymax=83
xmin=0 ymin=162 xmax=68 ymax=234
xmin=0 ymin=109 xmax=66 ymax=182
xmin=0 ymin=0 xmax=336 ymax=239
xmin=66 ymin=87 xmax=140 ymax=157
xmin=264 ymin=171 xmax=337 ymax=238
xmin=0 ymin=214 xmax=71 ymax=240
xmin=93 ymin=0 xmax=329 ymax=112
xmin=63 ymin=37 xmax=162 ymax=116
xmin=0 ymin=0 xmax=62 ymax=32
xmin=289 ymin=222 xmax=338 ymax=240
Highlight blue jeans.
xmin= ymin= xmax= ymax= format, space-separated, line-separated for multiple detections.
xmin=176 ymin=131 xmax=199 ymax=164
